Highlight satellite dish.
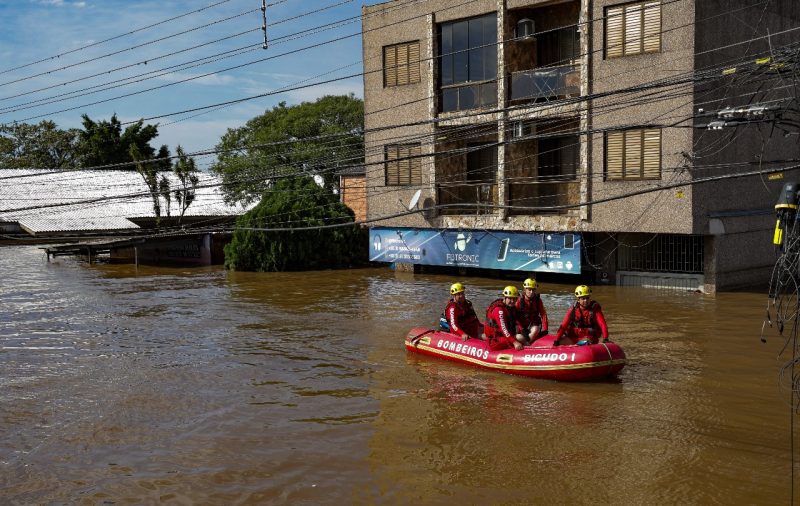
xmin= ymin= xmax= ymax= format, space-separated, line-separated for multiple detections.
xmin=407 ymin=189 xmax=422 ymax=210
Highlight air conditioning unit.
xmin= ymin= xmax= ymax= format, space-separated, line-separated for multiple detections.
xmin=516 ymin=18 xmax=535 ymax=39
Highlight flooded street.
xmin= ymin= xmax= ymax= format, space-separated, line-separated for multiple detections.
xmin=0 ymin=244 xmax=797 ymax=504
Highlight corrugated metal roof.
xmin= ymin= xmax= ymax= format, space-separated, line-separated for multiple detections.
xmin=0 ymin=168 xmax=251 ymax=234
xmin=18 ymin=216 xmax=140 ymax=234
xmin=337 ymin=165 xmax=366 ymax=176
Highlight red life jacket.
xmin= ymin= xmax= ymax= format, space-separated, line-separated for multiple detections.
xmin=445 ymin=298 xmax=478 ymax=322
xmin=485 ymin=298 xmax=516 ymax=331
xmin=518 ymin=293 xmax=542 ymax=320
xmin=570 ymin=301 xmax=600 ymax=329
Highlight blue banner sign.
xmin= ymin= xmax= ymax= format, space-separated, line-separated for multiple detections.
xmin=369 ymin=228 xmax=581 ymax=274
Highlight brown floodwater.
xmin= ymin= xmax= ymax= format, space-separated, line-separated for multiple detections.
xmin=0 ymin=244 xmax=797 ymax=504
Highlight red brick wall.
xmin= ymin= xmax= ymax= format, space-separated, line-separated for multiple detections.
xmin=340 ymin=175 xmax=367 ymax=222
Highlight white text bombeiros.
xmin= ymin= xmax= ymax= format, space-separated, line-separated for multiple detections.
xmin=436 ymin=339 xmax=490 ymax=359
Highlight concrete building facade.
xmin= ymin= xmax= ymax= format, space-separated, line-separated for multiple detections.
xmin=361 ymin=0 xmax=799 ymax=292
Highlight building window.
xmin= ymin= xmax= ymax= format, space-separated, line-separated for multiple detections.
xmin=539 ymin=135 xmax=579 ymax=181
xmin=438 ymin=13 xmax=497 ymax=112
xmin=385 ymin=144 xmax=422 ymax=185
xmin=384 ymin=41 xmax=421 ymax=87
xmin=605 ymin=129 xmax=661 ymax=180
xmin=466 ymin=143 xmax=497 ymax=183
xmin=605 ymin=1 xmax=661 ymax=58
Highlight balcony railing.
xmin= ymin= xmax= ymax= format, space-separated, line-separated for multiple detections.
xmin=437 ymin=182 xmax=497 ymax=215
xmin=508 ymin=180 xmax=580 ymax=215
xmin=509 ymin=63 xmax=580 ymax=102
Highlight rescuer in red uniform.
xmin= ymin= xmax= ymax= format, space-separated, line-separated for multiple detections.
xmin=484 ymin=286 xmax=525 ymax=351
xmin=553 ymin=285 xmax=609 ymax=346
xmin=445 ymin=282 xmax=485 ymax=341
xmin=515 ymin=278 xmax=548 ymax=344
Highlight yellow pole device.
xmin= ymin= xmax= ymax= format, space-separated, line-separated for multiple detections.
xmin=774 ymin=218 xmax=785 ymax=246
xmin=774 ymin=182 xmax=799 ymax=248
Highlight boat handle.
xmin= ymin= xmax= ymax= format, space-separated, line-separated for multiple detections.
xmin=410 ymin=329 xmax=435 ymax=346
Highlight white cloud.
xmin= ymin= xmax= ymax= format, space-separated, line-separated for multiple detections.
xmin=283 ymin=81 xmax=363 ymax=104
xmin=154 ymin=72 xmax=238 ymax=87
xmin=151 ymin=118 xmax=249 ymax=159
xmin=36 ymin=0 xmax=86 ymax=6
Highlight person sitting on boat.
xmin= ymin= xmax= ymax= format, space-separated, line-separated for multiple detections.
xmin=484 ymin=286 xmax=525 ymax=351
xmin=515 ymin=278 xmax=548 ymax=344
xmin=445 ymin=282 xmax=485 ymax=342
xmin=553 ymin=285 xmax=609 ymax=346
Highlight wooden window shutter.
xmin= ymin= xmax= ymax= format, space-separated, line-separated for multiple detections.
xmin=606 ymin=132 xmax=624 ymax=180
xmin=386 ymin=145 xmax=399 ymax=185
xmin=606 ymin=6 xmax=624 ymax=58
xmin=397 ymin=44 xmax=409 ymax=86
xmin=643 ymin=2 xmax=661 ymax=53
xmin=398 ymin=145 xmax=411 ymax=185
xmin=384 ymin=41 xmax=419 ymax=87
xmin=410 ymin=144 xmax=422 ymax=183
xmin=384 ymin=46 xmax=397 ymax=87
xmin=642 ymin=129 xmax=661 ymax=179
xmin=408 ymin=41 xmax=420 ymax=84
xmin=386 ymin=144 xmax=422 ymax=185
xmin=624 ymin=4 xmax=643 ymax=56
xmin=624 ymin=130 xmax=643 ymax=178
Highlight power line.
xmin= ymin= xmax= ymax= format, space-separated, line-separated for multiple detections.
xmin=1 ymin=2 xmax=796 ymax=226
xmin=0 ymin=0 xmax=435 ymax=122
xmin=0 ymin=4 xmax=278 ymax=90
xmin=0 ymin=0 xmax=237 ymax=76
xmin=0 ymin=0 xmax=356 ymax=109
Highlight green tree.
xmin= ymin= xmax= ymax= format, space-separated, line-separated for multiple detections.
xmin=212 ymin=95 xmax=363 ymax=205
xmin=224 ymin=176 xmax=367 ymax=271
xmin=173 ymin=145 xmax=199 ymax=223
xmin=130 ymin=144 xmax=170 ymax=227
xmin=77 ymin=113 xmax=171 ymax=170
xmin=0 ymin=121 xmax=80 ymax=169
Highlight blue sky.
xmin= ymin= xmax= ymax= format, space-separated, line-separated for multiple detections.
xmin=0 ymin=0 xmax=383 ymax=169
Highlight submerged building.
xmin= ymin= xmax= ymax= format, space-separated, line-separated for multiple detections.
xmin=361 ymin=0 xmax=800 ymax=292
xmin=0 ymin=169 xmax=251 ymax=265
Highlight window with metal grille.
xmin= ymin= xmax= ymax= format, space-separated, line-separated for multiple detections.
xmin=385 ymin=144 xmax=422 ymax=185
xmin=605 ymin=129 xmax=661 ymax=180
xmin=617 ymin=234 xmax=704 ymax=273
xmin=384 ymin=41 xmax=421 ymax=87
xmin=605 ymin=1 xmax=661 ymax=58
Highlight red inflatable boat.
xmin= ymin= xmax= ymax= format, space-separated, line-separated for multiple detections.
xmin=405 ymin=327 xmax=626 ymax=381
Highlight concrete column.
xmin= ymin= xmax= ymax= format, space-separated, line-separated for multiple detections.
xmin=703 ymin=235 xmax=718 ymax=294
xmin=579 ymin=0 xmax=591 ymax=222
xmin=426 ymin=13 xmax=438 ymax=218
xmin=497 ymin=0 xmax=507 ymax=220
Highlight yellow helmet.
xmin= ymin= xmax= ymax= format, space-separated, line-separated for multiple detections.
xmin=575 ymin=285 xmax=591 ymax=298
xmin=450 ymin=282 xmax=465 ymax=295
xmin=502 ymin=286 xmax=519 ymax=298
xmin=523 ymin=278 xmax=537 ymax=289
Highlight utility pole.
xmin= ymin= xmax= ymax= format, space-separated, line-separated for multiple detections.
xmin=261 ymin=0 xmax=268 ymax=49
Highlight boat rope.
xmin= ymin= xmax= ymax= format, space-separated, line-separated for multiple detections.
xmin=600 ymin=342 xmax=614 ymax=376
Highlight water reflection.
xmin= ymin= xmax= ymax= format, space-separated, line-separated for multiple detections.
xmin=1 ymin=245 xmax=798 ymax=503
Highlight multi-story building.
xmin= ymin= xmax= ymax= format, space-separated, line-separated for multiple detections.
xmin=361 ymin=0 xmax=799 ymax=292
